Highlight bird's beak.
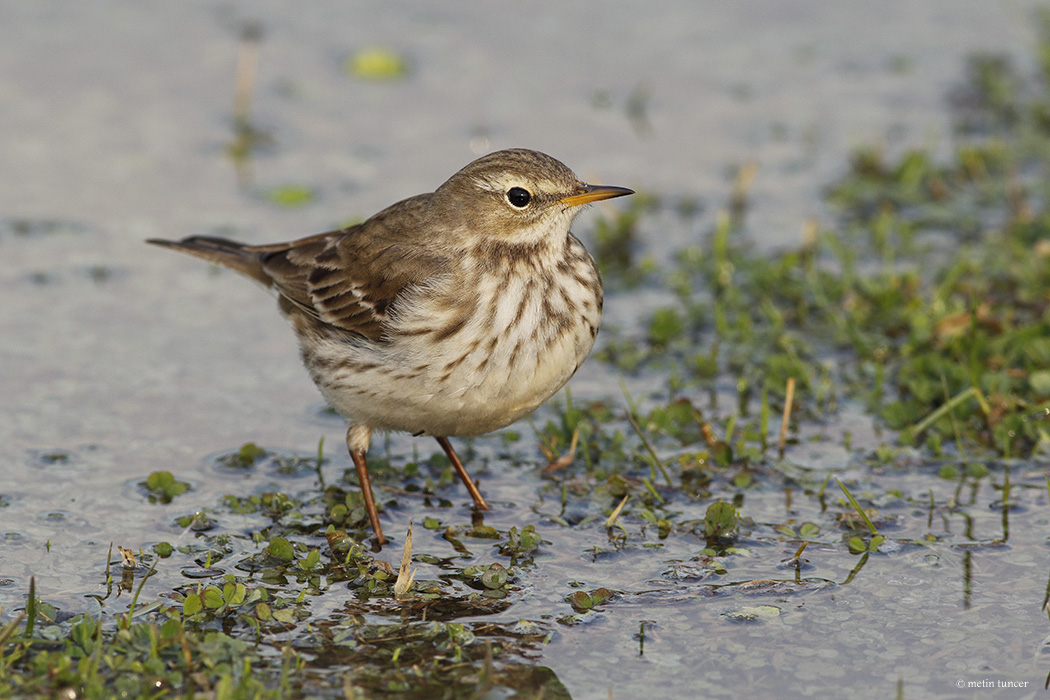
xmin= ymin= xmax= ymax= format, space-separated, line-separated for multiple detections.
xmin=558 ymin=184 xmax=635 ymax=208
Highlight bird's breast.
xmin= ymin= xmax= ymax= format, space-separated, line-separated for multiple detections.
xmin=385 ymin=242 xmax=603 ymax=435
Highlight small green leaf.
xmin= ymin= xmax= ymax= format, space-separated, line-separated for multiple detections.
xmin=202 ymin=587 xmax=225 ymax=609
xmin=272 ymin=608 xmax=296 ymax=623
xmin=143 ymin=470 xmax=189 ymax=502
xmin=255 ymin=602 xmax=272 ymax=621
xmin=709 ymin=441 xmax=734 ymax=466
xmin=346 ymin=47 xmax=409 ymax=81
xmin=469 ymin=525 xmax=500 ymax=539
xmin=264 ymin=537 xmax=295 ymax=562
xmin=146 ymin=471 xmax=174 ymax=492
xmin=1031 ymin=370 xmax=1050 ymax=396
xmin=182 ymin=593 xmax=202 ymax=616
xmin=938 ymin=464 xmax=959 ymax=480
xmin=647 ymin=308 xmax=684 ymax=348
xmin=329 ymin=503 xmax=349 ymax=525
xmin=966 ymin=463 xmax=990 ymax=479
xmin=179 ymin=511 xmax=215 ymax=532
xmin=731 ymin=471 xmax=753 ymax=488
xmin=568 ymin=587 xmax=615 ymax=612
xmin=798 ymin=522 xmax=821 ymax=538
xmin=300 ymin=548 xmax=321 ymax=571
xmin=216 ymin=442 xmax=269 ymax=469
xmin=480 ymin=564 xmax=508 ymax=590
xmin=704 ymin=501 xmax=738 ymax=538
xmin=265 ymin=185 xmax=314 ymax=208
xmin=228 ymin=583 xmax=247 ymax=606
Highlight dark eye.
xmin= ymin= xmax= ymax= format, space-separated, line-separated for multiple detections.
xmin=507 ymin=187 xmax=531 ymax=208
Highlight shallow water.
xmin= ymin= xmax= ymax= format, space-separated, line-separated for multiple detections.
xmin=2 ymin=3 xmax=1048 ymax=698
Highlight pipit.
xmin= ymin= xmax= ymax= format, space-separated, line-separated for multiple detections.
xmin=149 ymin=148 xmax=632 ymax=545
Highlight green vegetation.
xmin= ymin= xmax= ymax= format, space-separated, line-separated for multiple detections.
xmin=598 ymin=48 xmax=1050 ymax=460
xmin=263 ymin=185 xmax=316 ymax=208
xmin=3 ymin=445 xmax=563 ymax=697
xmin=142 ymin=471 xmax=190 ymax=504
xmin=345 ymin=47 xmax=410 ymax=81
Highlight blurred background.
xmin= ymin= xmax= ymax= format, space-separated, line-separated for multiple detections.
xmin=3 ymin=3 xmax=1040 ymax=243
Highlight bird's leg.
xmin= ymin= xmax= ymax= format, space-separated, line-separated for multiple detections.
xmin=435 ymin=436 xmax=489 ymax=511
xmin=350 ymin=451 xmax=386 ymax=546
xmin=347 ymin=425 xmax=386 ymax=546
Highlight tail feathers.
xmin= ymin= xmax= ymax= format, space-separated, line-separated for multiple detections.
xmin=147 ymin=236 xmax=270 ymax=285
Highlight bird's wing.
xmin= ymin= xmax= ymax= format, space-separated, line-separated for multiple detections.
xmin=256 ymin=196 xmax=445 ymax=343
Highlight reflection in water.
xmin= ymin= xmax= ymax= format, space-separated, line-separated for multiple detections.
xmin=963 ymin=549 xmax=973 ymax=611
xmin=227 ymin=22 xmax=271 ymax=188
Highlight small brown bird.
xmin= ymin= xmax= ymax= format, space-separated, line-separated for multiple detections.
xmin=149 ymin=148 xmax=632 ymax=545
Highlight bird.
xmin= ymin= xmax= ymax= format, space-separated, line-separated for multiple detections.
xmin=148 ymin=148 xmax=633 ymax=546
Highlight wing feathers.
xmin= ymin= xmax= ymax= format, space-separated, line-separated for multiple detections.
xmin=150 ymin=195 xmax=447 ymax=344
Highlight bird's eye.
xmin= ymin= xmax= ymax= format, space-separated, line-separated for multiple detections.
xmin=507 ymin=187 xmax=531 ymax=208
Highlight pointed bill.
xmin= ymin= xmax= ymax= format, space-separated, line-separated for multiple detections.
xmin=558 ymin=183 xmax=634 ymax=207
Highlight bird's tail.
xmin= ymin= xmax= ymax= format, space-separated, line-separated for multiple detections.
xmin=146 ymin=236 xmax=270 ymax=285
